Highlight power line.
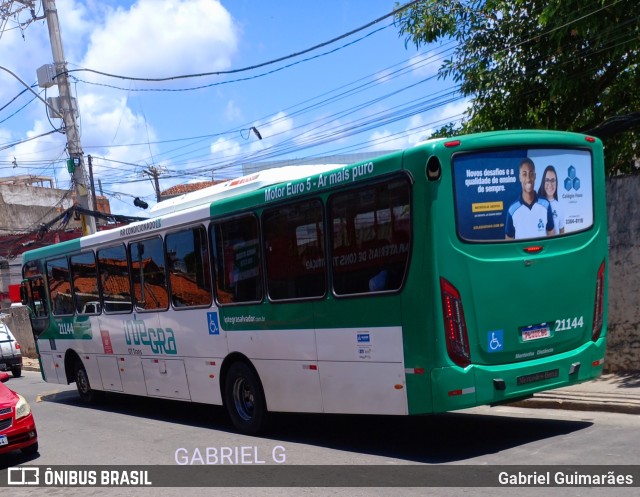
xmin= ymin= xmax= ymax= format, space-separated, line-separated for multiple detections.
xmin=71 ymin=22 xmax=396 ymax=93
xmin=65 ymin=1 xmax=421 ymax=84
xmin=0 ymin=127 xmax=63 ymax=152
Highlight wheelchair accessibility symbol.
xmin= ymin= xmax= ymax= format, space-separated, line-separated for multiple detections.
xmin=208 ymin=312 xmax=220 ymax=335
xmin=487 ymin=330 xmax=503 ymax=352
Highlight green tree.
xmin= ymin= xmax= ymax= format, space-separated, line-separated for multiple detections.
xmin=396 ymin=0 xmax=640 ymax=173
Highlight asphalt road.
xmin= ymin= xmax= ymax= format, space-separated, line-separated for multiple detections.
xmin=1 ymin=371 xmax=639 ymax=497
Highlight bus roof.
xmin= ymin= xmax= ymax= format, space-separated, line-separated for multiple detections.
xmin=149 ymin=164 xmax=346 ymax=217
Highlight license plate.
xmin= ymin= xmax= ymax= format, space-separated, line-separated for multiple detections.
xmin=517 ymin=368 xmax=559 ymax=386
xmin=521 ymin=324 xmax=550 ymax=341
xmin=0 ymin=435 xmax=7 ymax=446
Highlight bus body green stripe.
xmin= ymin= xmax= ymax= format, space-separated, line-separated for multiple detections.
xmin=21 ymin=238 xmax=82 ymax=263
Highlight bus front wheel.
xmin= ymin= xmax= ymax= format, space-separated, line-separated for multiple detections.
xmin=224 ymin=362 xmax=268 ymax=435
xmin=74 ymin=360 xmax=102 ymax=404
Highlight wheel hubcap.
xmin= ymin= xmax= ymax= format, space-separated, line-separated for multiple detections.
xmin=77 ymin=370 xmax=89 ymax=393
xmin=232 ymin=377 xmax=254 ymax=421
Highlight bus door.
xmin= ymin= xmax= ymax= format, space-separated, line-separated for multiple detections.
xmin=125 ymin=237 xmax=190 ymax=399
xmin=159 ymin=225 xmax=221 ymax=404
xmin=314 ymin=175 xmax=412 ymax=415
xmin=20 ymin=277 xmax=49 ymax=337
xmin=214 ymin=206 xmax=324 ymax=413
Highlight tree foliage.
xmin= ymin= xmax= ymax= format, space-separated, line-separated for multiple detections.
xmin=396 ymin=0 xmax=640 ymax=173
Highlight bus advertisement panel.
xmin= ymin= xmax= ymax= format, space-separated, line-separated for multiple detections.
xmin=453 ymin=148 xmax=593 ymax=241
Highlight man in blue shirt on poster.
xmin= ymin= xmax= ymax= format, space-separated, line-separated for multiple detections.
xmin=505 ymin=158 xmax=554 ymax=240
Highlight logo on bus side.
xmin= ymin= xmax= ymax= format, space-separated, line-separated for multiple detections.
xmin=263 ymin=162 xmax=375 ymax=202
xmin=119 ymin=219 xmax=162 ymax=238
xmin=208 ymin=312 xmax=220 ymax=335
xmin=52 ymin=317 xmax=93 ymax=340
xmin=124 ymin=318 xmax=177 ymax=355
xmin=487 ymin=330 xmax=504 ymax=352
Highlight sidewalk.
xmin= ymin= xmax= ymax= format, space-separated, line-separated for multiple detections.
xmin=19 ymin=357 xmax=640 ymax=415
xmin=22 ymin=357 xmax=40 ymax=372
xmin=508 ymin=373 xmax=640 ymax=415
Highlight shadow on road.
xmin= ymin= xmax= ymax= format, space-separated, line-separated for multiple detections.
xmin=27 ymin=389 xmax=594 ymax=464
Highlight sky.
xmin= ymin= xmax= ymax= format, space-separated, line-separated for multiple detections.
xmin=0 ymin=0 xmax=467 ymax=219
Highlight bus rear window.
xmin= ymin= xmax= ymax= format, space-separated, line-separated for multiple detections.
xmin=452 ymin=148 xmax=594 ymax=242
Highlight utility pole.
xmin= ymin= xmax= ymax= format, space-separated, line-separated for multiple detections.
xmin=41 ymin=0 xmax=96 ymax=234
xmin=143 ymin=166 xmax=162 ymax=202
xmin=87 ymin=154 xmax=97 ymax=215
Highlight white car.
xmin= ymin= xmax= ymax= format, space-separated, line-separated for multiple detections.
xmin=0 ymin=322 xmax=22 ymax=378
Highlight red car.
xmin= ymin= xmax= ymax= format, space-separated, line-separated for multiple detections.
xmin=0 ymin=371 xmax=38 ymax=455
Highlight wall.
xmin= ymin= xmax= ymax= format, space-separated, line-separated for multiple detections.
xmin=0 ymin=184 xmax=74 ymax=233
xmin=605 ymin=174 xmax=640 ymax=372
xmin=0 ymin=306 xmax=37 ymax=359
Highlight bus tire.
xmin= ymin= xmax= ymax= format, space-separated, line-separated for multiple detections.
xmin=74 ymin=360 xmax=102 ymax=404
xmin=224 ymin=362 xmax=268 ymax=435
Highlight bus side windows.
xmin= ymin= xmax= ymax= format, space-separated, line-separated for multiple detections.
xmin=70 ymin=251 xmax=100 ymax=315
xmin=97 ymin=244 xmax=133 ymax=314
xmin=46 ymin=256 xmax=75 ymax=316
xmin=328 ymin=178 xmax=412 ymax=296
xmin=210 ymin=215 xmax=263 ymax=305
xmin=128 ymin=237 xmax=169 ymax=312
xmin=165 ymin=226 xmax=212 ymax=308
xmin=263 ymin=199 xmax=326 ymax=301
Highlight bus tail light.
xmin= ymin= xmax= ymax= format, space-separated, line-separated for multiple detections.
xmin=440 ymin=278 xmax=471 ymax=368
xmin=592 ymin=261 xmax=606 ymax=341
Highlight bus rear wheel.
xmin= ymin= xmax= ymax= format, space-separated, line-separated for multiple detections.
xmin=74 ymin=360 xmax=102 ymax=404
xmin=224 ymin=362 xmax=268 ymax=435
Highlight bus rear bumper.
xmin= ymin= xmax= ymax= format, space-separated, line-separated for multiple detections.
xmin=429 ymin=337 xmax=607 ymax=413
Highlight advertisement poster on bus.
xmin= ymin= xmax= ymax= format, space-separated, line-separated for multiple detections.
xmin=453 ymin=148 xmax=593 ymax=241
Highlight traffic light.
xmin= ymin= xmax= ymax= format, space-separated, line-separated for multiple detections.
xmin=133 ymin=197 xmax=148 ymax=209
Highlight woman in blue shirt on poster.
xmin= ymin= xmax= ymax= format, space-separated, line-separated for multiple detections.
xmin=538 ymin=165 xmax=565 ymax=235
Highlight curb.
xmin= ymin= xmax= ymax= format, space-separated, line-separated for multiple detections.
xmin=509 ymin=396 xmax=640 ymax=416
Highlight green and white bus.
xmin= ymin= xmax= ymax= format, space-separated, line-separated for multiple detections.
xmin=21 ymin=130 xmax=608 ymax=434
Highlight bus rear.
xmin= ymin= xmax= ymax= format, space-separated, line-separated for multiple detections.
xmin=418 ymin=131 xmax=607 ymax=411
